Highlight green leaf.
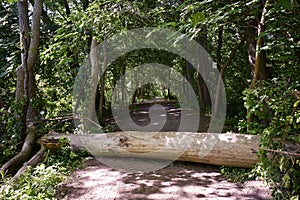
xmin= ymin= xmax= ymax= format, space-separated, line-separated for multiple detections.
xmin=276 ymin=0 xmax=299 ymax=9
xmin=190 ymin=12 xmax=205 ymax=26
xmin=293 ymin=100 xmax=300 ymax=108
xmin=6 ymin=0 xmax=18 ymax=3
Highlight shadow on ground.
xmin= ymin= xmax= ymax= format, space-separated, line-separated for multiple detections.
xmin=104 ymin=100 xmax=210 ymax=132
xmin=56 ymin=158 xmax=271 ymax=200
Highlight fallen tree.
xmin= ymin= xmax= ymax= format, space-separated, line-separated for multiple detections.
xmin=2 ymin=131 xmax=299 ymax=178
xmin=42 ymin=132 xmax=262 ymax=168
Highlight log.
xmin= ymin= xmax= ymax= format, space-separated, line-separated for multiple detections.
xmin=42 ymin=132 xmax=261 ymax=168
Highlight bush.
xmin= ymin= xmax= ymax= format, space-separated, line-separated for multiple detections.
xmin=241 ymin=78 xmax=300 ymax=199
xmin=0 ymin=138 xmax=83 ymax=200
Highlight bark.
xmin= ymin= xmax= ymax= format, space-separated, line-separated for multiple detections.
xmin=131 ymin=70 xmax=139 ymax=104
xmin=99 ymin=44 xmax=107 ymax=121
xmin=42 ymin=132 xmax=261 ymax=168
xmin=196 ymin=68 xmax=211 ymax=109
xmin=196 ymin=27 xmax=211 ymax=110
xmin=16 ymin=0 xmax=30 ymax=134
xmin=29 ymin=0 xmax=55 ymax=28
xmin=250 ymin=0 xmax=271 ymax=89
xmin=85 ymin=38 xmax=100 ymax=130
xmin=13 ymin=145 xmax=47 ymax=180
xmin=0 ymin=124 xmax=36 ymax=175
xmin=62 ymin=0 xmax=71 ymax=17
xmin=248 ymin=0 xmax=271 ymax=123
xmin=216 ymin=26 xmax=223 ymax=68
xmin=245 ymin=20 xmax=257 ymax=72
xmin=26 ymin=0 xmax=42 ymax=121
xmin=4 ymin=0 xmax=42 ymax=175
xmin=184 ymin=62 xmax=195 ymax=101
xmin=121 ymin=64 xmax=126 ymax=108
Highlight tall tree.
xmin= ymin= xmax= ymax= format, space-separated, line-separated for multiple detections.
xmin=1 ymin=0 xmax=42 ymax=174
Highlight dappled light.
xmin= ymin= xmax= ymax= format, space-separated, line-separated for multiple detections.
xmin=55 ymin=158 xmax=271 ymax=200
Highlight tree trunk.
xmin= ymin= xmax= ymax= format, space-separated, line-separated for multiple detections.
xmin=214 ymin=37 xmax=245 ymax=115
xmin=62 ymin=0 xmax=71 ymax=17
xmin=42 ymin=132 xmax=261 ymax=168
xmin=16 ymin=0 xmax=42 ymax=124
xmin=99 ymin=43 xmax=106 ymax=121
xmin=0 ymin=124 xmax=36 ymax=174
xmin=131 ymin=70 xmax=139 ymax=104
xmin=245 ymin=20 xmax=257 ymax=73
xmin=2 ymin=0 xmax=42 ymax=175
xmin=85 ymin=38 xmax=99 ymax=130
xmin=216 ymin=26 xmax=223 ymax=68
xmin=13 ymin=144 xmax=47 ymax=180
xmin=26 ymin=0 xmax=42 ymax=121
xmin=250 ymin=0 xmax=270 ymax=88
xmin=247 ymin=0 xmax=271 ymax=123
xmin=196 ymin=27 xmax=211 ymax=111
xmin=120 ymin=64 xmax=126 ymax=108
xmin=16 ymin=0 xmax=30 ymax=135
xmin=184 ymin=62 xmax=195 ymax=101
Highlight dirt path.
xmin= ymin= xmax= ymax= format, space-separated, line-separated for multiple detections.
xmin=57 ymin=100 xmax=271 ymax=199
xmin=56 ymin=158 xmax=271 ymax=200
xmin=104 ymin=99 xmax=210 ymax=132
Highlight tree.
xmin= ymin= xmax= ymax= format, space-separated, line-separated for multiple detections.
xmin=1 ymin=0 xmax=42 ymax=174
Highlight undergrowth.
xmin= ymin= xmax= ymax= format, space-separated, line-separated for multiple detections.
xmin=0 ymin=138 xmax=84 ymax=200
xmin=220 ymin=166 xmax=256 ymax=183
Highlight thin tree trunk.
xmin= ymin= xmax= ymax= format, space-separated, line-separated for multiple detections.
xmin=62 ymin=0 xmax=71 ymax=17
xmin=99 ymin=43 xmax=106 ymax=121
xmin=185 ymin=62 xmax=195 ymax=101
xmin=250 ymin=0 xmax=270 ymax=89
xmin=248 ymin=0 xmax=271 ymax=123
xmin=85 ymin=38 xmax=99 ymax=130
xmin=196 ymin=27 xmax=211 ymax=111
xmin=216 ymin=26 xmax=223 ymax=69
xmin=121 ymin=65 xmax=126 ymax=108
xmin=29 ymin=0 xmax=55 ymax=30
xmin=214 ymin=37 xmax=245 ymax=115
xmin=245 ymin=20 xmax=257 ymax=73
xmin=131 ymin=70 xmax=138 ymax=104
xmin=26 ymin=0 xmax=42 ymax=121
xmin=16 ymin=0 xmax=30 ymax=135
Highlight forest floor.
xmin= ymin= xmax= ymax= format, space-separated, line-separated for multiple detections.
xmin=56 ymin=99 xmax=272 ymax=200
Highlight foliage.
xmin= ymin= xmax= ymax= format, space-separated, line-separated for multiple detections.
xmin=0 ymin=164 xmax=64 ymax=200
xmin=220 ymin=166 xmax=255 ymax=183
xmin=241 ymin=77 xmax=300 ymax=199
xmin=0 ymin=2 xmax=20 ymax=162
xmin=0 ymin=138 xmax=83 ymax=200
xmin=0 ymin=100 xmax=28 ymax=164
xmin=44 ymin=138 xmax=83 ymax=169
